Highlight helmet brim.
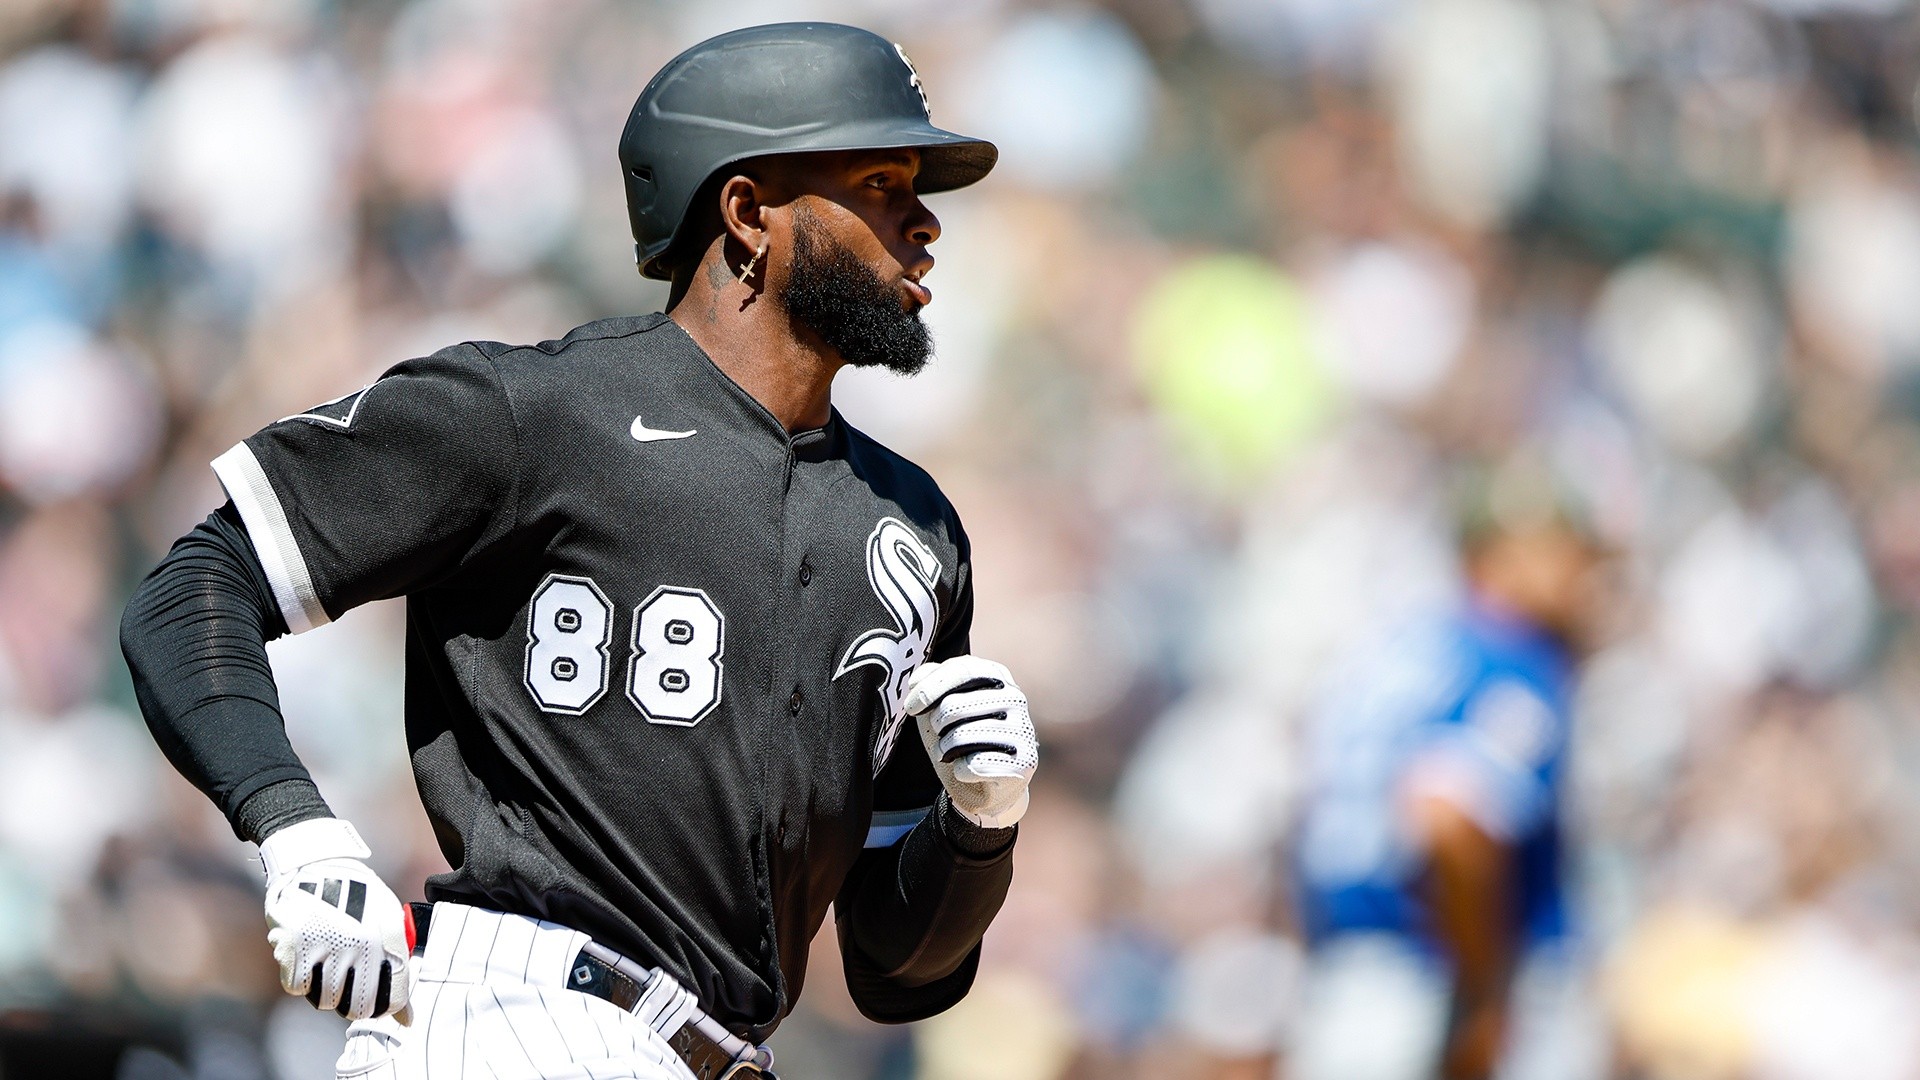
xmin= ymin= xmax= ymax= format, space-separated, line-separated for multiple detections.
xmin=638 ymin=123 xmax=997 ymax=279
xmin=791 ymin=119 xmax=999 ymax=194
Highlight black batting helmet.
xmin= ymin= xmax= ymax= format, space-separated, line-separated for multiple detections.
xmin=618 ymin=22 xmax=998 ymax=280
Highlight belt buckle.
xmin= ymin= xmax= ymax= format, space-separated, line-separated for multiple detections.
xmin=717 ymin=1062 xmax=775 ymax=1080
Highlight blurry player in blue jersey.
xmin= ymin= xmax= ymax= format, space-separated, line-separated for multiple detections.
xmin=1292 ymin=506 xmax=1604 ymax=1080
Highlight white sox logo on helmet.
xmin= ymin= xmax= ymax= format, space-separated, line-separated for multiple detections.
xmin=835 ymin=518 xmax=942 ymax=774
xmin=894 ymin=43 xmax=932 ymax=120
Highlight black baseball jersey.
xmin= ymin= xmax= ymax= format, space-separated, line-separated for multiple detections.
xmin=209 ymin=314 xmax=969 ymax=1032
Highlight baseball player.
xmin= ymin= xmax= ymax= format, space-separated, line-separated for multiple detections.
xmin=1292 ymin=513 xmax=1596 ymax=1080
xmin=119 ymin=23 xmax=1036 ymax=1080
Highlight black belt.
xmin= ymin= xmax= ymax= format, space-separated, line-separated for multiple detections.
xmin=409 ymin=903 xmax=776 ymax=1080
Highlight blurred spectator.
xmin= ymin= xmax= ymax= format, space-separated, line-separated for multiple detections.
xmin=1291 ymin=508 xmax=1600 ymax=1080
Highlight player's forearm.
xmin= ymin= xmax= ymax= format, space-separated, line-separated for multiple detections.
xmin=1414 ymin=795 xmax=1515 ymax=1080
xmin=120 ymin=504 xmax=331 ymax=840
xmin=837 ymin=795 xmax=1015 ymax=986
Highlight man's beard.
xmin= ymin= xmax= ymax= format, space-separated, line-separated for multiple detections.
xmin=777 ymin=212 xmax=932 ymax=376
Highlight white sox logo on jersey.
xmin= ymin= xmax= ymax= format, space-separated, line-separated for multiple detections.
xmin=835 ymin=518 xmax=942 ymax=774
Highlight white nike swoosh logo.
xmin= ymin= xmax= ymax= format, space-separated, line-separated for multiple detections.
xmin=630 ymin=415 xmax=696 ymax=442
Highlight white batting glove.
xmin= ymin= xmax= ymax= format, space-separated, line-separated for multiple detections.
xmin=259 ymin=818 xmax=413 ymax=1020
xmin=904 ymin=656 xmax=1039 ymax=829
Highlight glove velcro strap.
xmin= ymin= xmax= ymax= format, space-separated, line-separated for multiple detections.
xmin=259 ymin=817 xmax=371 ymax=880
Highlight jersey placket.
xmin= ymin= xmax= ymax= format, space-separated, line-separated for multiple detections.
xmin=770 ymin=429 xmax=833 ymax=824
xmin=755 ymin=428 xmax=812 ymax=1018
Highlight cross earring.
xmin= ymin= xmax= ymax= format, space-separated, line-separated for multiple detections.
xmin=738 ymin=240 xmax=767 ymax=285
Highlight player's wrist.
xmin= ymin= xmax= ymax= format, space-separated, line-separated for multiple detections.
xmin=259 ymin=816 xmax=373 ymax=881
xmin=234 ymin=777 xmax=335 ymax=846
xmin=936 ymin=795 xmax=1017 ymax=858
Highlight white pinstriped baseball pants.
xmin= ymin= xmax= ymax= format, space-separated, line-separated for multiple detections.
xmin=334 ymin=903 xmax=698 ymax=1080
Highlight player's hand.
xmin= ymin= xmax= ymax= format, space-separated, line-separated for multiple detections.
xmin=259 ymin=818 xmax=413 ymax=1020
xmin=904 ymin=656 xmax=1038 ymax=829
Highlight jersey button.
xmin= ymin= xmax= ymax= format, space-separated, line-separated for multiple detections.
xmin=787 ymin=686 xmax=804 ymax=715
xmin=798 ymin=562 xmax=812 ymax=587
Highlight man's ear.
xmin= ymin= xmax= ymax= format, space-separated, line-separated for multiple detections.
xmin=718 ymin=174 xmax=767 ymax=255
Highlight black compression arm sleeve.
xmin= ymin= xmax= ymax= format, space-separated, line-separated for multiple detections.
xmin=833 ymin=796 xmax=1016 ymax=1023
xmin=120 ymin=503 xmax=333 ymax=842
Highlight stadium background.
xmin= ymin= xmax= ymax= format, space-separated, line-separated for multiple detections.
xmin=3 ymin=0 xmax=1920 ymax=1077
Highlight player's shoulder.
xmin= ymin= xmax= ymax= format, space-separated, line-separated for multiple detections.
xmin=354 ymin=315 xmax=673 ymax=396
xmin=835 ymin=412 xmax=964 ymax=536
xmin=434 ymin=314 xmax=693 ymax=418
xmin=458 ymin=313 xmax=673 ymax=365
xmin=836 ymin=416 xmax=939 ymax=491
xmin=1457 ymin=607 xmax=1570 ymax=691
xmin=274 ymin=339 xmax=508 ymax=435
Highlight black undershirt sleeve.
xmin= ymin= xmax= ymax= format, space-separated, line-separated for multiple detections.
xmin=833 ymin=796 xmax=1016 ymax=1023
xmin=832 ymin=525 xmax=1019 ymax=1022
xmin=119 ymin=502 xmax=333 ymax=843
xmin=127 ymin=350 xmax=515 ymax=843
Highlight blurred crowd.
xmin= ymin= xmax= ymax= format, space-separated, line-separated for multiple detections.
xmin=5 ymin=0 xmax=1920 ymax=1077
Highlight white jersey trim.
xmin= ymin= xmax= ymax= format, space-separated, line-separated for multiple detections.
xmin=864 ymin=807 xmax=931 ymax=848
xmin=211 ymin=442 xmax=330 ymax=634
